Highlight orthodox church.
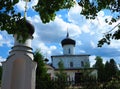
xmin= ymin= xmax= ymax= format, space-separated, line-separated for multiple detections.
xmin=47 ymin=32 xmax=97 ymax=82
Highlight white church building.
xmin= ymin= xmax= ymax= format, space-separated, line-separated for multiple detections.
xmin=47 ymin=32 xmax=97 ymax=82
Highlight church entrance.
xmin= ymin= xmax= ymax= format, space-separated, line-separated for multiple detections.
xmin=75 ymin=72 xmax=83 ymax=84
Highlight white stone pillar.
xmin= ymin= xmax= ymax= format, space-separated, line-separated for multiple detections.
xmin=1 ymin=20 xmax=37 ymax=89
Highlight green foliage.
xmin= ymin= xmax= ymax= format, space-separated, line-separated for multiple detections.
xmin=84 ymin=62 xmax=90 ymax=68
xmin=55 ymin=60 xmax=68 ymax=89
xmin=0 ymin=0 xmax=21 ymax=35
xmin=33 ymin=0 xmax=75 ymax=23
xmin=79 ymin=0 xmax=119 ymax=22
xmin=93 ymin=56 xmax=105 ymax=82
xmin=104 ymin=61 xmax=111 ymax=81
xmin=0 ymin=0 xmax=32 ymax=43
xmin=98 ymin=24 xmax=120 ymax=47
xmin=104 ymin=59 xmax=119 ymax=82
xmin=102 ymin=77 xmax=120 ymax=89
xmin=93 ymin=56 xmax=119 ymax=83
xmin=78 ymin=0 xmax=120 ymax=47
xmin=33 ymin=49 xmax=51 ymax=89
xmin=109 ymin=59 xmax=118 ymax=77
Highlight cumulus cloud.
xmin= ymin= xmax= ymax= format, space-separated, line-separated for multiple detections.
xmin=15 ymin=0 xmax=38 ymax=11
xmin=0 ymin=56 xmax=6 ymax=62
xmin=0 ymin=31 xmax=13 ymax=47
xmin=15 ymin=1 xmax=26 ymax=11
xmin=89 ymin=55 xmax=96 ymax=67
xmin=0 ymin=56 xmax=6 ymax=65
xmin=90 ymin=41 xmax=96 ymax=48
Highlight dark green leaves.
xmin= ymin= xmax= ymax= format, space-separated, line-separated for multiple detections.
xmin=98 ymin=34 xmax=111 ymax=47
xmin=34 ymin=0 xmax=75 ymax=23
xmin=79 ymin=0 xmax=120 ymax=47
xmin=98 ymin=23 xmax=120 ymax=47
xmin=0 ymin=0 xmax=22 ymax=40
xmin=112 ymin=29 xmax=120 ymax=40
xmin=12 ymin=0 xmax=19 ymax=5
xmin=79 ymin=0 xmax=120 ymax=20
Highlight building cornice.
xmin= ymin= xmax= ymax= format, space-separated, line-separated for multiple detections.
xmin=51 ymin=54 xmax=90 ymax=58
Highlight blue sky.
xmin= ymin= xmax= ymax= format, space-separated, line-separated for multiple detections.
xmin=0 ymin=0 xmax=120 ymax=67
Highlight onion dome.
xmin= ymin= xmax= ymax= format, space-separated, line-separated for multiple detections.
xmin=61 ymin=32 xmax=76 ymax=46
xmin=17 ymin=18 xmax=35 ymax=36
xmin=44 ymin=58 xmax=49 ymax=63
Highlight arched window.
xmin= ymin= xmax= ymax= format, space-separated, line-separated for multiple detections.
xmin=70 ymin=62 xmax=73 ymax=68
xmin=81 ymin=61 xmax=84 ymax=67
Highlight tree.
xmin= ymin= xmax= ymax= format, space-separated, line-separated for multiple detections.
xmin=78 ymin=0 xmax=120 ymax=47
xmin=55 ymin=60 xmax=68 ymax=89
xmin=33 ymin=0 xmax=75 ymax=23
xmin=0 ymin=0 xmax=21 ymax=40
xmin=109 ymin=59 xmax=118 ymax=77
xmin=104 ymin=61 xmax=111 ymax=81
xmin=33 ymin=49 xmax=51 ymax=89
xmin=93 ymin=56 xmax=105 ymax=82
xmin=104 ymin=59 xmax=118 ymax=81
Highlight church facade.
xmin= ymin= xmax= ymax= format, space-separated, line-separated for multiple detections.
xmin=47 ymin=32 xmax=97 ymax=82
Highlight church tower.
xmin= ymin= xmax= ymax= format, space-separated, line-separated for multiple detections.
xmin=61 ymin=32 xmax=76 ymax=55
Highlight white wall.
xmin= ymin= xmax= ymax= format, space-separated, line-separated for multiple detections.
xmin=52 ymin=55 xmax=89 ymax=69
xmin=63 ymin=45 xmax=75 ymax=55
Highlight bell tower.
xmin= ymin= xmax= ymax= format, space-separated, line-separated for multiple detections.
xmin=61 ymin=32 xmax=76 ymax=55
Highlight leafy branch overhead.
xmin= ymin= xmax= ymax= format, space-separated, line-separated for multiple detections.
xmin=33 ymin=0 xmax=75 ymax=23
xmin=98 ymin=23 xmax=120 ymax=47
xmin=78 ymin=0 xmax=120 ymax=47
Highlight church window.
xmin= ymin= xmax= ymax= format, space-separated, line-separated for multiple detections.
xmin=70 ymin=62 xmax=73 ymax=68
xmin=68 ymin=48 xmax=71 ymax=54
xmin=81 ymin=61 xmax=84 ymax=67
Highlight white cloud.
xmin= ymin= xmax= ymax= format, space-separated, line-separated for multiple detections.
xmin=81 ymin=24 xmax=90 ymax=33
xmin=0 ymin=56 xmax=6 ymax=62
xmin=67 ymin=23 xmax=81 ymax=36
xmin=76 ymin=40 xmax=82 ymax=46
xmin=89 ymin=55 xmax=96 ymax=67
xmin=0 ymin=56 xmax=6 ymax=66
xmin=79 ymin=50 xmax=86 ymax=53
xmin=15 ymin=0 xmax=38 ymax=11
xmin=0 ymin=34 xmax=3 ymax=41
xmin=30 ymin=0 xmax=38 ymax=7
xmin=97 ymin=10 xmax=105 ymax=17
xmin=15 ymin=1 xmax=26 ymax=11
xmin=68 ymin=3 xmax=86 ymax=25
xmin=90 ymin=41 xmax=96 ymax=48
xmin=0 ymin=31 xmax=13 ymax=47
xmin=50 ymin=46 xmax=57 ymax=50
xmin=108 ymin=40 xmax=120 ymax=49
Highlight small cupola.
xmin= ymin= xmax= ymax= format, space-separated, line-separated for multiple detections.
xmin=61 ymin=32 xmax=76 ymax=47
xmin=61 ymin=32 xmax=76 ymax=55
xmin=14 ymin=18 xmax=35 ymax=47
xmin=16 ymin=18 xmax=35 ymax=36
